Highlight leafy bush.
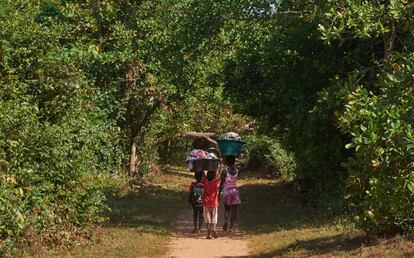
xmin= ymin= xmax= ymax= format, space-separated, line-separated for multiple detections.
xmin=0 ymin=2 xmax=125 ymax=253
xmin=243 ymin=135 xmax=296 ymax=179
xmin=339 ymin=56 xmax=414 ymax=233
xmin=0 ymin=97 xmax=123 ymax=251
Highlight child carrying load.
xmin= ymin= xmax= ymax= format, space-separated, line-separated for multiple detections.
xmin=219 ymin=156 xmax=241 ymax=232
xmin=202 ymin=170 xmax=220 ymax=239
xmin=217 ymin=132 xmax=245 ymax=233
xmin=189 ymin=172 xmax=204 ymax=233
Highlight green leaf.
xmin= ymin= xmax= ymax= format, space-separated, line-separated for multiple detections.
xmin=345 ymin=142 xmax=355 ymax=149
xmin=407 ymin=182 xmax=414 ymax=194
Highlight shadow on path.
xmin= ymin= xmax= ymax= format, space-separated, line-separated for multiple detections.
xmin=239 ymin=180 xmax=331 ymax=235
xmin=161 ymin=164 xmax=195 ymax=179
xmin=250 ymin=234 xmax=379 ymax=257
xmin=171 ymin=206 xmax=246 ymax=241
xmin=103 ymin=183 xmax=184 ymax=235
xmin=238 ymin=177 xmax=414 ymax=257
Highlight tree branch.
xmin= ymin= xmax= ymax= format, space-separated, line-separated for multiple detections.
xmin=184 ymin=131 xmax=218 ymax=150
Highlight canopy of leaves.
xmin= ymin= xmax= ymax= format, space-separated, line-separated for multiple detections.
xmin=1 ymin=0 xmax=413 ymax=253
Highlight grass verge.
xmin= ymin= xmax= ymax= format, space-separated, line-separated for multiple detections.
xmin=22 ymin=165 xmax=192 ymax=258
xmin=238 ymin=176 xmax=414 ymax=257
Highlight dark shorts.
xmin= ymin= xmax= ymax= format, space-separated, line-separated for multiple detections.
xmin=192 ymin=205 xmax=203 ymax=212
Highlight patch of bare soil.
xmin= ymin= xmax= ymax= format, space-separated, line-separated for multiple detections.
xmin=169 ymin=206 xmax=249 ymax=258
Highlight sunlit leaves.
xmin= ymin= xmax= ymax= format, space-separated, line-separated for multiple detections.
xmin=339 ymin=55 xmax=414 ymax=233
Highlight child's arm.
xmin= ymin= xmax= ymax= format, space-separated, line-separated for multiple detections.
xmin=218 ymin=168 xmax=226 ymax=194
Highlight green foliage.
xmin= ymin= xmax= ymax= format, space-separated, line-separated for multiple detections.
xmin=203 ymin=0 xmax=350 ymax=197
xmin=2 ymin=1 xmax=413 ymax=253
xmin=0 ymin=92 xmax=121 ymax=253
xmin=0 ymin=0 xmax=253 ymax=252
xmin=339 ymin=56 xmax=414 ymax=233
xmin=243 ymin=135 xmax=296 ymax=179
xmin=178 ymin=0 xmax=413 ymax=233
xmin=154 ymin=86 xmax=250 ymax=164
xmin=319 ymin=0 xmax=413 ymax=41
xmin=0 ymin=1 xmax=124 ymax=253
xmin=317 ymin=0 xmax=414 ymax=233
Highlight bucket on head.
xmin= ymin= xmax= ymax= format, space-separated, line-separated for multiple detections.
xmin=217 ymin=139 xmax=246 ymax=156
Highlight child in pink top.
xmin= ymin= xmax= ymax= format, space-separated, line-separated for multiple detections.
xmin=202 ymin=170 xmax=220 ymax=239
xmin=219 ymin=156 xmax=241 ymax=232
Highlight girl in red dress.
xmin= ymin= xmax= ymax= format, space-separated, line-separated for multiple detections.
xmin=202 ymin=170 xmax=220 ymax=239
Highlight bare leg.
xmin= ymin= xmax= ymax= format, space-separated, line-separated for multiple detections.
xmin=223 ymin=204 xmax=230 ymax=231
xmin=198 ymin=208 xmax=203 ymax=233
xmin=206 ymin=223 xmax=212 ymax=239
xmin=212 ymin=223 xmax=218 ymax=238
xmin=192 ymin=208 xmax=197 ymax=233
xmin=229 ymin=205 xmax=238 ymax=231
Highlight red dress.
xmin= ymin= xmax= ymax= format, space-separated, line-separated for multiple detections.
xmin=202 ymin=177 xmax=219 ymax=208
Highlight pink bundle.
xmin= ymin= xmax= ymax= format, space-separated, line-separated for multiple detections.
xmin=189 ymin=149 xmax=207 ymax=160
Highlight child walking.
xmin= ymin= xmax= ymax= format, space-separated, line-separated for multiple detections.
xmin=189 ymin=171 xmax=204 ymax=233
xmin=202 ymin=170 xmax=220 ymax=239
xmin=219 ymin=156 xmax=241 ymax=232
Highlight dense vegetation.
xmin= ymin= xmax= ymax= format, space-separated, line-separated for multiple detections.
xmin=218 ymin=1 xmax=414 ymax=234
xmin=0 ymin=0 xmax=247 ymax=254
xmin=1 ymin=0 xmax=413 ymax=254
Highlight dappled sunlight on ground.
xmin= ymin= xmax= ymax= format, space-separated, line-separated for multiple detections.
xmin=25 ymin=167 xmax=413 ymax=258
xmin=237 ymin=175 xmax=414 ymax=258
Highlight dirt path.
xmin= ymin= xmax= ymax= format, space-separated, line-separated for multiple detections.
xmin=168 ymin=205 xmax=249 ymax=258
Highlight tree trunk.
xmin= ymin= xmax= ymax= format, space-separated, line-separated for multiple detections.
xmin=383 ymin=22 xmax=396 ymax=59
xmin=119 ymin=0 xmax=142 ymax=177
xmin=163 ymin=140 xmax=171 ymax=160
xmin=128 ymin=102 xmax=161 ymax=177
xmin=129 ymin=141 xmax=138 ymax=177
xmin=126 ymin=62 xmax=140 ymax=177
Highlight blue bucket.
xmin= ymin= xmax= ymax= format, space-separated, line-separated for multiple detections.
xmin=217 ymin=139 xmax=246 ymax=156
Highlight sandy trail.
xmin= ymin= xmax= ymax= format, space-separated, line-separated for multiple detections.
xmin=168 ymin=206 xmax=249 ymax=258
